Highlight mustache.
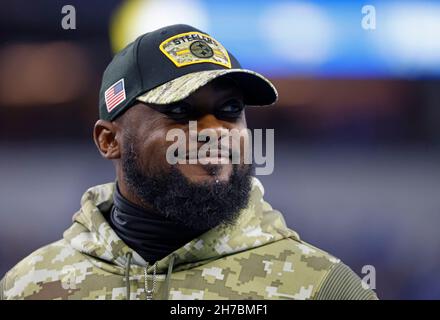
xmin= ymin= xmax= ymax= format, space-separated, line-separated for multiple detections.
xmin=186 ymin=148 xmax=231 ymax=159
xmin=169 ymin=138 xmax=241 ymax=160
xmin=171 ymin=147 xmax=241 ymax=161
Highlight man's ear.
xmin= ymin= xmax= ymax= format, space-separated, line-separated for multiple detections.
xmin=93 ymin=120 xmax=121 ymax=159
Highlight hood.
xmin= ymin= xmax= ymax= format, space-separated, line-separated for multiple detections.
xmin=63 ymin=177 xmax=299 ymax=275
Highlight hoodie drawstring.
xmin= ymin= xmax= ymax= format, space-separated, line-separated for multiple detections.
xmin=163 ymin=253 xmax=176 ymax=300
xmin=125 ymin=252 xmax=132 ymax=300
xmin=124 ymin=252 xmax=176 ymax=300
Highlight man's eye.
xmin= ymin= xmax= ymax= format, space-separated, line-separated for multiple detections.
xmin=169 ymin=105 xmax=187 ymax=114
xmin=219 ymin=102 xmax=244 ymax=115
xmin=164 ymin=103 xmax=191 ymax=118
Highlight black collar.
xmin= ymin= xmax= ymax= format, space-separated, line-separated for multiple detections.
xmin=107 ymin=184 xmax=205 ymax=263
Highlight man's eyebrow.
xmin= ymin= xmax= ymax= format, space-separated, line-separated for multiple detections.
xmin=216 ymin=97 xmax=244 ymax=106
xmin=217 ymin=95 xmax=244 ymax=108
xmin=211 ymin=85 xmax=244 ymax=101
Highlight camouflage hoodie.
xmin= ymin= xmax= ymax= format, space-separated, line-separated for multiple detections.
xmin=0 ymin=177 xmax=377 ymax=300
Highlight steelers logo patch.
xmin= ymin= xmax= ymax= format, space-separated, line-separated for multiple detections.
xmin=159 ymin=31 xmax=231 ymax=68
xmin=190 ymin=41 xmax=214 ymax=58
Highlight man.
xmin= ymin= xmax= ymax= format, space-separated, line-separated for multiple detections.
xmin=1 ymin=24 xmax=377 ymax=300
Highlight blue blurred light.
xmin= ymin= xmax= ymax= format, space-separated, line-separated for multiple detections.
xmin=201 ymin=0 xmax=440 ymax=77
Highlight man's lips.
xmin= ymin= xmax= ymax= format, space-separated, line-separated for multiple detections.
xmin=187 ymin=149 xmax=231 ymax=160
xmin=173 ymin=149 xmax=233 ymax=162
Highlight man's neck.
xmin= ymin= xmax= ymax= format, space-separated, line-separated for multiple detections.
xmin=106 ymin=183 xmax=206 ymax=263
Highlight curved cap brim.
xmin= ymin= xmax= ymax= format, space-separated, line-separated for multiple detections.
xmin=136 ymin=69 xmax=278 ymax=106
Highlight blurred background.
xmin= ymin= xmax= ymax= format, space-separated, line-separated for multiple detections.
xmin=1 ymin=0 xmax=440 ymax=299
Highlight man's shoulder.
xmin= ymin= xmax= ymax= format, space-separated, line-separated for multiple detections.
xmin=216 ymin=236 xmax=377 ymax=299
xmin=1 ymin=239 xmax=88 ymax=300
xmin=203 ymin=236 xmax=340 ymax=299
xmin=262 ymin=237 xmax=378 ymax=300
xmin=259 ymin=235 xmax=341 ymax=270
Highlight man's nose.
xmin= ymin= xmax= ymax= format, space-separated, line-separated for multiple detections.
xmin=197 ymin=114 xmax=224 ymax=130
xmin=194 ymin=114 xmax=229 ymax=145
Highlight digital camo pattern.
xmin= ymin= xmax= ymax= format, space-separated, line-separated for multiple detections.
xmin=1 ymin=177 xmax=364 ymax=300
xmin=159 ymin=31 xmax=231 ymax=68
xmin=136 ymin=69 xmax=278 ymax=105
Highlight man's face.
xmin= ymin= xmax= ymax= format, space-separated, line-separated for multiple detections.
xmin=113 ymin=77 xmax=253 ymax=231
xmin=120 ymin=77 xmax=248 ymax=183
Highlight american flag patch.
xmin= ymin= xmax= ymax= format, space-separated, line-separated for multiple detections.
xmin=105 ymin=79 xmax=126 ymax=112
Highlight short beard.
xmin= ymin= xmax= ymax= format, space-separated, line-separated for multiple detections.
xmin=121 ymin=138 xmax=253 ymax=231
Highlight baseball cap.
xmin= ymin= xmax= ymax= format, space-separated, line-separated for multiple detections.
xmin=99 ymin=24 xmax=278 ymax=121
